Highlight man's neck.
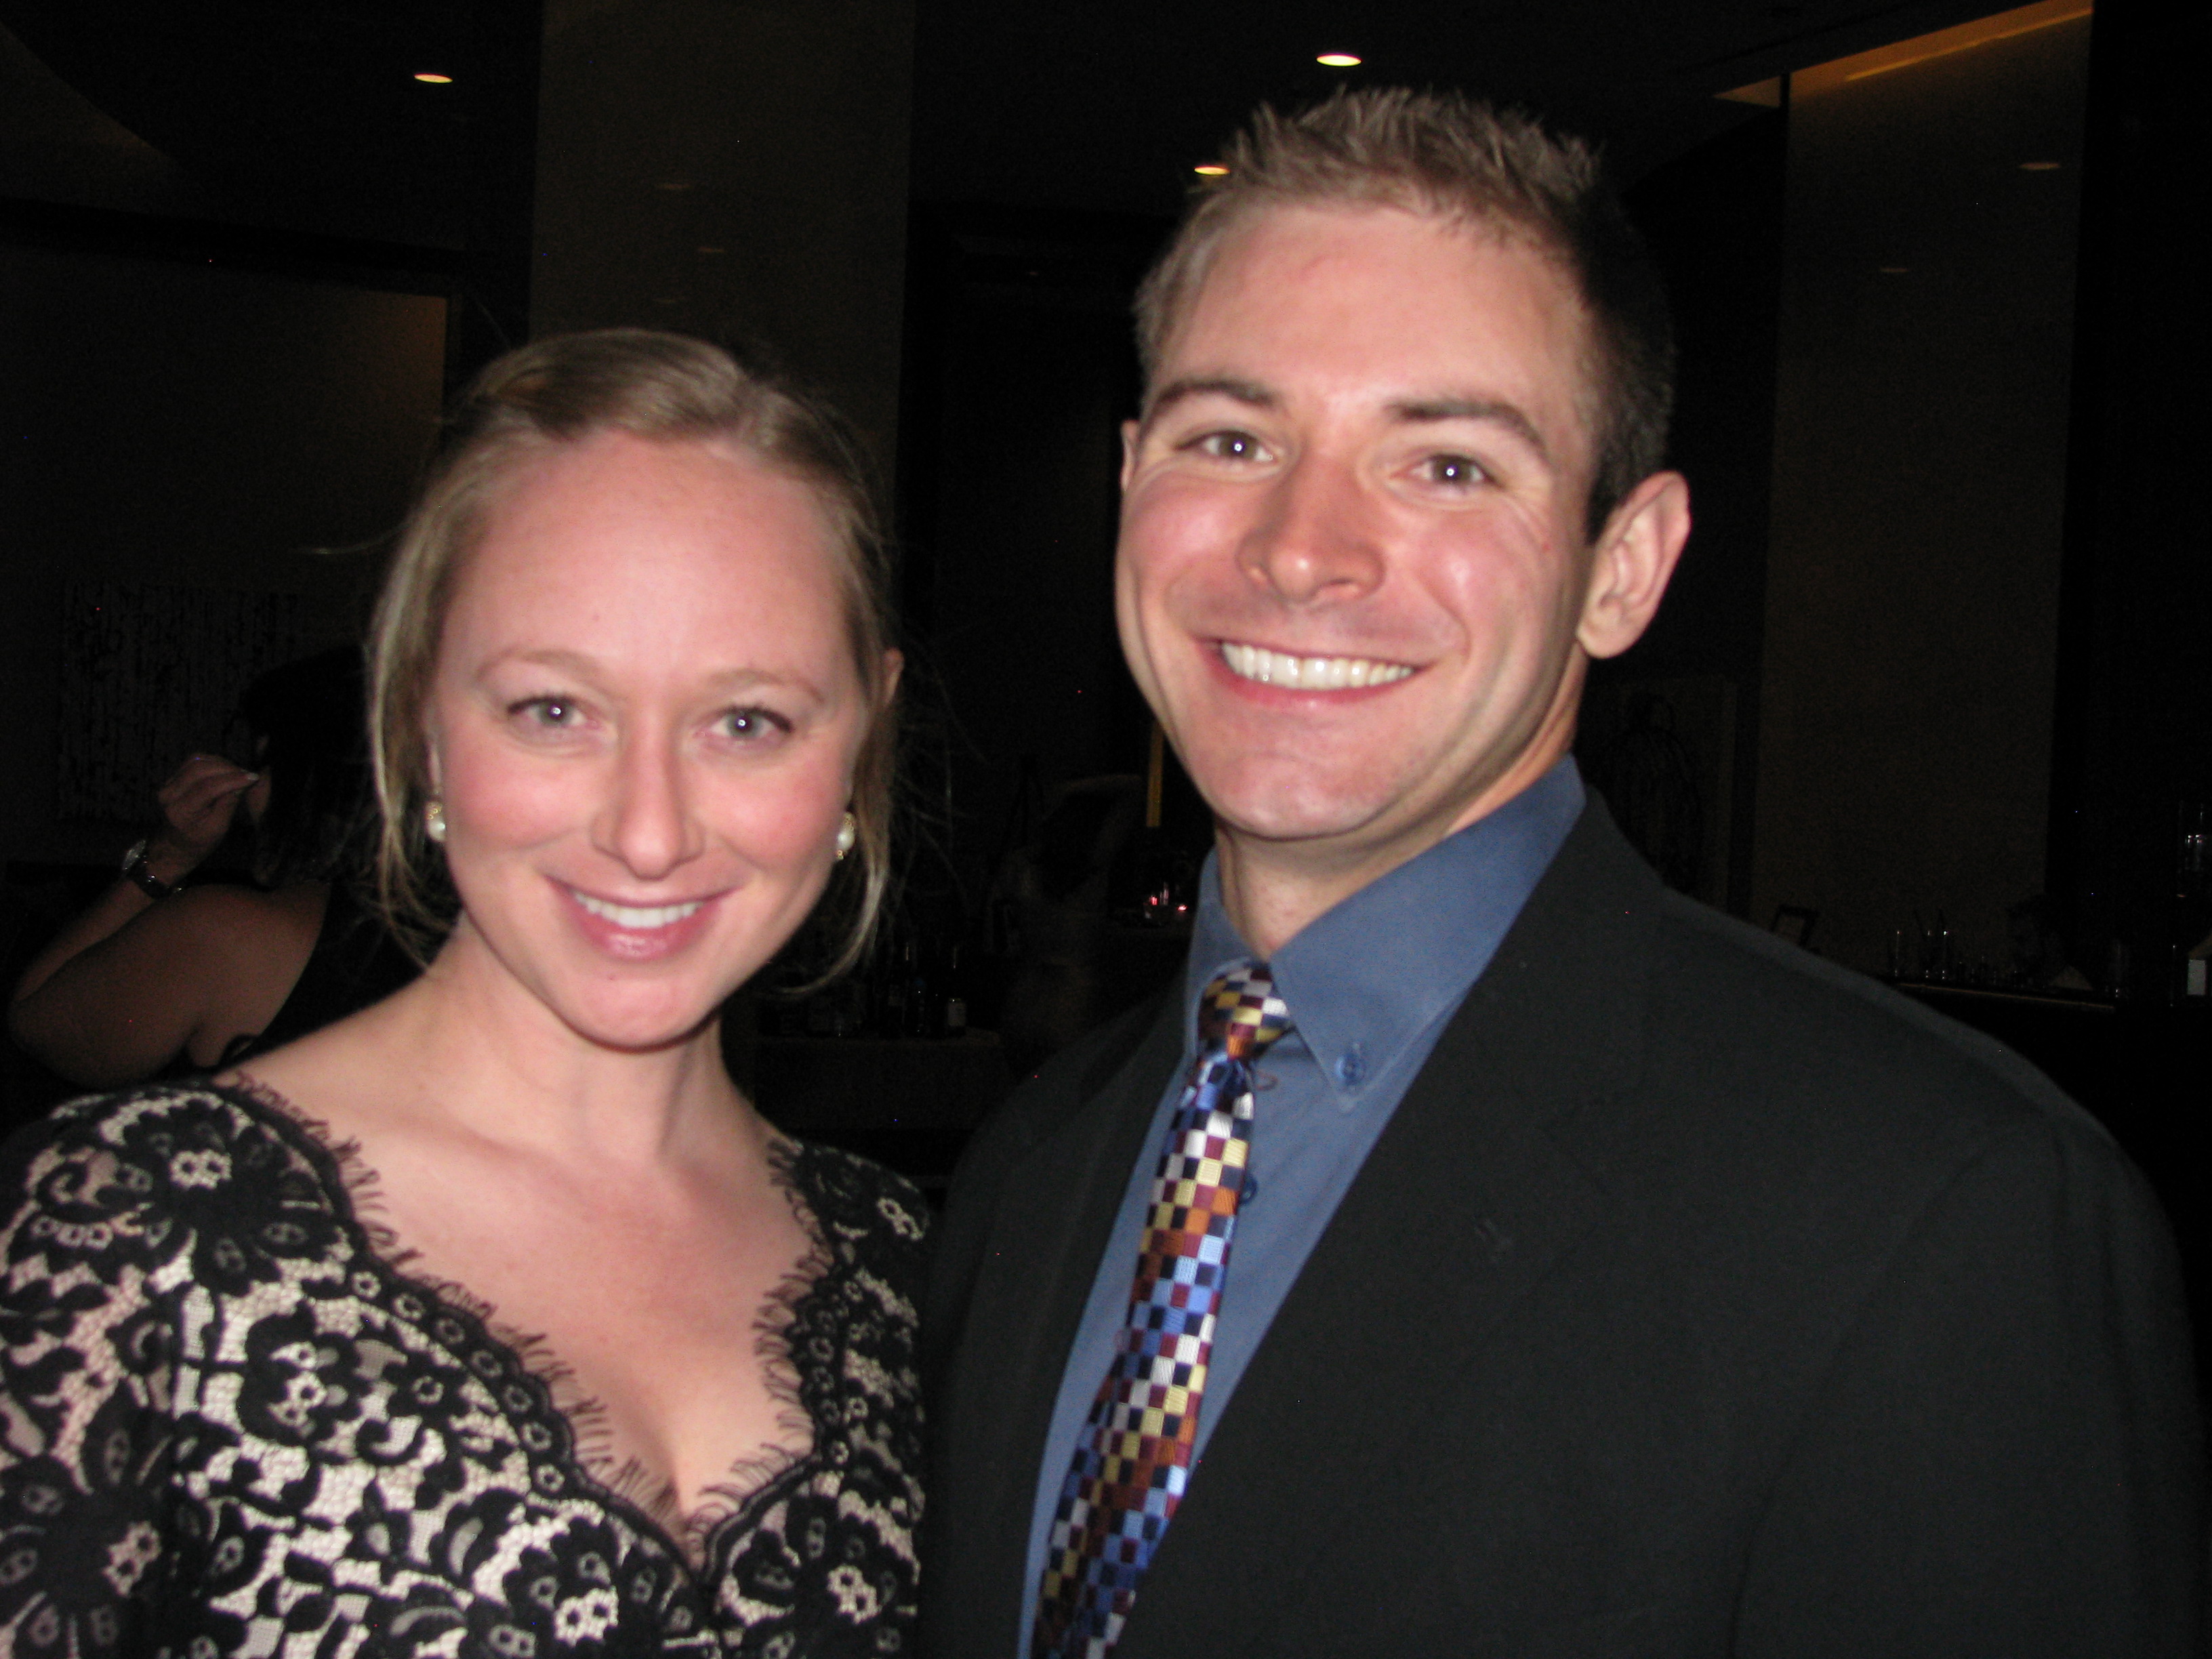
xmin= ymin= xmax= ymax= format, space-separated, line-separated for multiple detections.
xmin=1214 ymin=746 xmax=1570 ymax=957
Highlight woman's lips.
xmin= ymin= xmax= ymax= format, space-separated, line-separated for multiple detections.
xmin=556 ymin=881 xmax=720 ymax=962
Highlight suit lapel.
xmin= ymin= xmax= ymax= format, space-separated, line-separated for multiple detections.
xmin=1115 ymin=806 xmax=1661 ymax=1654
xmin=942 ymin=992 xmax=1187 ymax=1646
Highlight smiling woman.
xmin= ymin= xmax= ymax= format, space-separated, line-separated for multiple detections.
xmin=0 ymin=333 xmax=924 ymax=1656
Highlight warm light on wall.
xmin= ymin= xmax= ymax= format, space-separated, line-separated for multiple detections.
xmin=1316 ymin=52 xmax=1362 ymax=67
xmin=1193 ymin=163 xmax=1229 ymax=176
xmin=1845 ymin=6 xmax=2089 ymax=81
xmin=413 ymin=73 xmax=453 ymax=83
xmin=1789 ymin=0 xmax=2092 ymax=95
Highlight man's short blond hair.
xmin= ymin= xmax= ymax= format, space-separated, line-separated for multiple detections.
xmin=1134 ymin=88 xmax=1675 ymax=539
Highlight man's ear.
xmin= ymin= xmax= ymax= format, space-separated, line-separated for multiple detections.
xmin=1120 ymin=419 xmax=1141 ymax=492
xmin=1578 ymin=470 xmax=1691 ymax=661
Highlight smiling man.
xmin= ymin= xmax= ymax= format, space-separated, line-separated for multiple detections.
xmin=922 ymin=91 xmax=2200 ymax=1658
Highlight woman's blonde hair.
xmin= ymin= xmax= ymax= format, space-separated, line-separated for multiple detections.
xmin=367 ymin=329 xmax=898 ymax=977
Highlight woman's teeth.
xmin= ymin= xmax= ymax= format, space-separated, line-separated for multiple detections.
xmin=1220 ymin=642 xmax=1415 ymax=690
xmin=570 ymin=891 xmax=705 ymax=930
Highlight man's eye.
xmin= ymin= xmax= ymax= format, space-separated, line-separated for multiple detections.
xmin=1422 ymin=453 xmax=1487 ymax=487
xmin=1195 ymin=431 xmax=1269 ymax=463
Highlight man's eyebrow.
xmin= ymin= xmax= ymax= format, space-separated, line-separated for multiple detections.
xmin=1143 ymin=375 xmax=1277 ymax=420
xmin=1390 ymin=396 xmax=1552 ymax=464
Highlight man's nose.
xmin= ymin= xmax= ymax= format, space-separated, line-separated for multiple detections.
xmin=1237 ymin=456 xmax=1386 ymax=605
xmin=593 ymin=735 xmax=705 ymax=880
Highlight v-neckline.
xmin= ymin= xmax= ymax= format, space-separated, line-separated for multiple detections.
xmin=208 ymin=1075 xmax=827 ymax=1577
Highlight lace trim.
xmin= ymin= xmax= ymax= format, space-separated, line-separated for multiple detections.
xmin=659 ymin=1136 xmax=826 ymax=1563
xmin=216 ymin=1072 xmax=834 ymax=1570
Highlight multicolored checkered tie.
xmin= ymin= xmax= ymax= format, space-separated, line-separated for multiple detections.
xmin=1033 ymin=960 xmax=1292 ymax=1659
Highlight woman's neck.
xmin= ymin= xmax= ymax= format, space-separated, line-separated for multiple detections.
xmin=254 ymin=930 xmax=756 ymax=1175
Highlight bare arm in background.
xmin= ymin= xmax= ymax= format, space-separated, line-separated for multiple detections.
xmin=8 ymin=754 xmax=324 ymax=1085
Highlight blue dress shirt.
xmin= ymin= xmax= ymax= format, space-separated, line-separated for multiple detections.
xmin=1017 ymin=758 xmax=1586 ymax=1654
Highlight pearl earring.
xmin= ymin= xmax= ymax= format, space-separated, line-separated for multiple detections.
xmin=425 ymin=799 xmax=447 ymax=844
xmin=834 ymin=811 xmax=857 ymax=861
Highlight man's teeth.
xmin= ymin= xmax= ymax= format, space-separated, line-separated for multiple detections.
xmin=571 ymin=891 xmax=704 ymax=930
xmin=1219 ymin=642 xmax=1414 ymax=690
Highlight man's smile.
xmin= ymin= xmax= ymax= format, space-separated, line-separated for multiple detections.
xmin=1216 ymin=640 xmax=1417 ymax=691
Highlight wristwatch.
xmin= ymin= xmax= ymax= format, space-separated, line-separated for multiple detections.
xmin=121 ymin=838 xmax=180 ymax=901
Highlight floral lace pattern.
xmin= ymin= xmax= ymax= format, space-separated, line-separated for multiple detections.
xmin=0 ymin=1082 xmax=926 ymax=1656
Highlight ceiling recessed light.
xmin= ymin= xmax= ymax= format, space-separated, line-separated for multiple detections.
xmin=413 ymin=72 xmax=453 ymax=83
xmin=1316 ymin=52 xmax=1362 ymax=67
xmin=2020 ymin=160 xmax=2062 ymax=171
xmin=1193 ymin=163 xmax=1229 ymax=177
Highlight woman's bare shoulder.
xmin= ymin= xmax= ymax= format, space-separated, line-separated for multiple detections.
xmin=168 ymin=878 xmax=327 ymax=947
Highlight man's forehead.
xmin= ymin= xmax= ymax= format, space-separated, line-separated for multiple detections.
xmin=1148 ymin=201 xmax=1597 ymax=441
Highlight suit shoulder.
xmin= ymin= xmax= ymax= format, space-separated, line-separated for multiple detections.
xmin=1641 ymin=890 xmax=2114 ymax=1163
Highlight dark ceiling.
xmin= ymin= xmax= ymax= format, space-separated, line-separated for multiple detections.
xmin=909 ymin=0 xmax=2002 ymax=213
xmin=1 ymin=0 xmax=2007 ymax=251
xmin=0 ymin=1 xmax=474 ymax=246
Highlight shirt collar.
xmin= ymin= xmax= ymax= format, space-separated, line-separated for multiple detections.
xmin=1182 ymin=756 xmax=1585 ymax=1103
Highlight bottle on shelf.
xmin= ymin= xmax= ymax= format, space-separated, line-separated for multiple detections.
xmin=2173 ymin=800 xmax=2210 ymax=1002
xmin=941 ymin=941 xmax=968 ymax=1038
xmin=902 ymin=937 xmax=932 ymax=1039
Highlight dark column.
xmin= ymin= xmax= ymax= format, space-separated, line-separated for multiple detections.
xmin=445 ymin=0 xmax=544 ymax=391
xmin=2046 ymin=0 xmax=2212 ymax=996
xmin=529 ymin=0 xmax=916 ymax=477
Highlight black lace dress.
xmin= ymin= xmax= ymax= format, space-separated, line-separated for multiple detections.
xmin=0 ymin=1081 xmax=928 ymax=1657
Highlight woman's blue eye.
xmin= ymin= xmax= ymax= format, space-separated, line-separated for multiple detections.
xmin=720 ymin=708 xmax=788 ymax=739
xmin=508 ymin=699 xmax=579 ymax=730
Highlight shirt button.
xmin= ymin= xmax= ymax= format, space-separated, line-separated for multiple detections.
xmin=1335 ymin=1046 xmax=1366 ymax=1086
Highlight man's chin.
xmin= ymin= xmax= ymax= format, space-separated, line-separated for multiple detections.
xmin=1197 ymin=761 xmax=1513 ymax=875
xmin=1202 ymin=778 xmax=1409 ymax=854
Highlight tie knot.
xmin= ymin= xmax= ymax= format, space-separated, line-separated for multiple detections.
xmin=1197 ymin=961 xmax=1291 ymax=1060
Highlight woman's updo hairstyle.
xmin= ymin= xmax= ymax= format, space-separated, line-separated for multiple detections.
xmin=367 ymin=329 xmax=898 ymax=975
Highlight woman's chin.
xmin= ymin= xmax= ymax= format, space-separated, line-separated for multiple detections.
xmin=560 ymin=999 xmax=724 ymax=1055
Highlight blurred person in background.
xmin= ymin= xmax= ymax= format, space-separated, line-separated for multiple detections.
xmin=2005 ymin=893 xmax=2093 ymax=993
xmin=7 ymin=644 xmax=409 ymax=1085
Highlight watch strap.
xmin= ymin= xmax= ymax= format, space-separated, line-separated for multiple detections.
xmin=121 ymin=839 xmax=179 ymax=901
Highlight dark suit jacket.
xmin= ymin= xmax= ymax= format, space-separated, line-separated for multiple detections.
xmin=922 ymin=806 xmax=2203 ymax=1657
